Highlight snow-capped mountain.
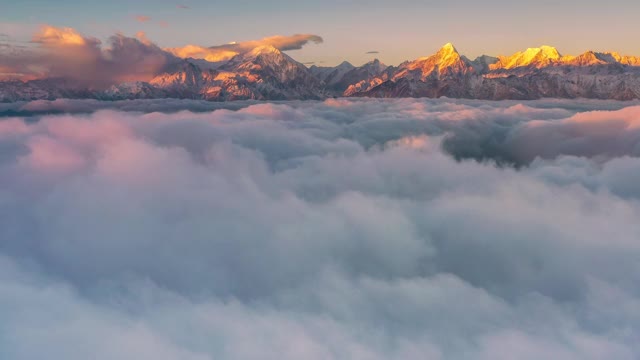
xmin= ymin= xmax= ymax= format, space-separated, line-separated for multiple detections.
xmin=490 ymin=45 xmax=562 ymax=70
xmin=99 ymin=46 xmax=325 ymax=101
xmin=3 ymin=43 xmax=640 ymax=102
xmin=309 ymin=59 xmax=392 ymax=94
xmin=351 ymin=44 xmax=640 ymax=100
xmin=355 ymin=44 xmax=479 ymax=98
xmin=489 ymin=46 xmax=640 ymax=70
xmin=328 ymin=59 xmax=391 ymax=93
xmin=216 ymin=45 xmax=324 ymax=100
xmin=391 ymin=43 xmax=475 ymax=81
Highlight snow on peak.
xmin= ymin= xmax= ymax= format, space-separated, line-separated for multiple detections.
xmin=438 ymin=43 xmax=459 ymax=55
xmin=607 ymin=52 xmax=640 ymax=66
xmin=392 ymin=43 xmax=473 ymax=81
xmin=491 ymin=45 xmax=562 ymax=70
xmin=537 ymin=45 xmax=561 ymax=57
xmin=248 ymin=45 xmax=282 ymax=56
xmin=222 ymin=45 xmax=287 ymax=68
xmin=561 ymin=51 xmax=612 ymax=66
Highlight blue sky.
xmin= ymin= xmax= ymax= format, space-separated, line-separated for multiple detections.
xmin=3 ymin=0 xmax=640 ymax=66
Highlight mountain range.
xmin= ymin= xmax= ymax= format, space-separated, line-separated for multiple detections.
xmin=2 ymin=43 xmax=640 ymax=102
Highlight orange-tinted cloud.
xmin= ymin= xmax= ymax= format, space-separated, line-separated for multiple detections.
xmin=166 ymin=34 xmax=323 ymax=62
xmin=34 ymin=26 xmax=91 ymax=46
xmin=135 ymin=31 xmax=152 ymax=45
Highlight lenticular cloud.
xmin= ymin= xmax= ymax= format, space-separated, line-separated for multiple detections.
xmin=1 ymin=98 xmax=640 ymax=359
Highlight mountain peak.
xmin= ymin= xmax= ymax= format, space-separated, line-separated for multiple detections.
xmin=519 ymin=46 xmax=561 ymax=62
xmin=361 ymin=58 xmax=388 ymax=74
xmin=436 ymin=43 xmax=460 ymax=58
xmin=535 ymin=45 xmax=561 ymax=58
xmin=491 ymin=45 xmax=562 ymax=70
xmin=365 ymin=58 xmax=385 ymax=67
xmin=562 ymin=50 xmax=612 ymax=66
xmin=393 ymin=42 xmax=473 ymax=81
xmin=474 ymin=55 xmax=498 ymax=63
xmin=337 ymin=61 xmax=355 ymax=69
xmin=605 ymin=52 xmax=640 ymax=66
xmin=249 ymin=45 xmax=282 ymax=56
xmin=227 ymin=45 xmax=290 ymax=67
xmin=438 ymin=43 xmax=459 ymax=56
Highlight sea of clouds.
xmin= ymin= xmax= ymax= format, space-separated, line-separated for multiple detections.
xmin=1 ymin=97 xmax=640 ymax=359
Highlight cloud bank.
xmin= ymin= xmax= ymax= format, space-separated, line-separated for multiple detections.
xmin=1 ymin=98 xmax=640 ymax=359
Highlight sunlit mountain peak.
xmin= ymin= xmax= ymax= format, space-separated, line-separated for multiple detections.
xmin=438 ymin=42 xmax=459 ymax=55
xmin=607 ymin=52 xmax=640 ymax=66
xmin=491 ymin=45 xmax=562 ymax=70
xmin=390 ymin=42 xmax=473 ymax=82
xmin=248 ymin=45 xmax=282 ymax=56
xmin=536 ymin=45 xmax=561 ymax=56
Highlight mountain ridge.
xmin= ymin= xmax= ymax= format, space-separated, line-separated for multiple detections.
xmin=3 ymin=43 xmax=640 ymax=102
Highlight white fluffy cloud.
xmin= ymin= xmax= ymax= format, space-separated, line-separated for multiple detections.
xmin=1 ymin=98 xmax=640 ymax=359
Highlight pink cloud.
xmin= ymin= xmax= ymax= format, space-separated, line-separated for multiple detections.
xmin=19 ymin=135 xmax=87 ymax=173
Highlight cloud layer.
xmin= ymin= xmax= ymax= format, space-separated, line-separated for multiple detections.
xmin=1 ymin=98 xmax=640 ymax=359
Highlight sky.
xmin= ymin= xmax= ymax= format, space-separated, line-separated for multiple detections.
xmin=2 ymin=0 xmax=640 ymax=66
